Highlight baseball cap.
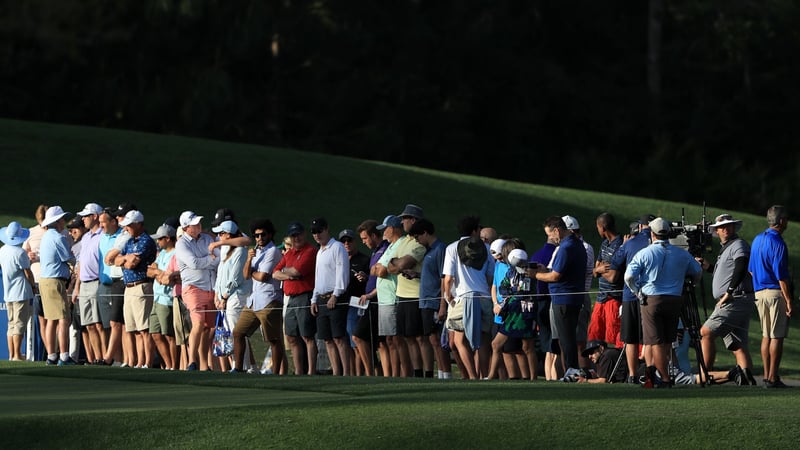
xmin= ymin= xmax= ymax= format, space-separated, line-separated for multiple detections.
xmin=649 ymin=217 xmax=671 ymax=236
xmin=338 ymin=229 xmax=356 ymax=241
xmin=638 ymin=214 xmax=657 ymax=225
xmin=562 ymin=215 xmax=580 ymax=230
xmin=581 ymin=340 xmax=607 ymax=357
xmin=150 ymin=224 xmax=177 ymax=240
xmin=212 ymin=220 xmax=238 ymax=235
xmin=112 ymin=202 xmax=138 ymax=217
xmin=489 ymin=239 xmax=506 ymax=257
xmin=507 ymin=248 xmax=530 ymax=274
xmin=287 ymin=221 xmax=305 ymax=236
xmin=179 ymin=211 xmax=203 ymax=228
xmin=211 ymin=208 xmax=235 ymax=227
xmin=376 ymin=215 xmax=402 ymax=230
xmin=77 ymin=203 xmax=103 ymax=217
xmin=310 ymin=217 xmax=328 ymax=234
xmin=66 ymin=217 xmax=84 ymax=230
xmin=119 ymin=210 xmax=144 ymax=226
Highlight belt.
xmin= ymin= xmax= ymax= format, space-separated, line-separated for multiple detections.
xmin=82 ymin=278 xmax=99 ymax=283
xmin=126 ymin=279 xmax=151 ymax=288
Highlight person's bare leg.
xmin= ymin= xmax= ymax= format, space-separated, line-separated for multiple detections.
xmin=523 ymin=339 xmax=538 ymax=380
xmin=325 ymin=340 xmax=341 ymax=375
xmin=626 ymin=343 xmax=639 ymax=379
xmin=452 ymin=331 xmax=476 ymax=379
xmin=488 ymin=333 xmax=508 ymax=379
xmin=768 ymin=337 xmax=784 ymax=382
xmin=700 ymin=327 xmax=716 ymax=370
xmin=761 ymin=336 xmax=771 ymax=380
xmin=652 ymin=343 xmax=671 ymax=383
xmin=302 ymin=336 xmax=317 ymax=375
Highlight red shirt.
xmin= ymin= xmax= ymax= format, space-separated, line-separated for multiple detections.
xmin=274 ymin=243 xmax=316 ymax=295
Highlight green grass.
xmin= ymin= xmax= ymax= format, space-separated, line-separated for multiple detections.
xmin=2 ymin=118 xmax=800 ymax=447
xmin=1 ymin=362 xmax=799 ymax=448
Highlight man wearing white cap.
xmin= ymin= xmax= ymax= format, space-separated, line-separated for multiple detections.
xmin=175 ymin=211 xmax=219 ymax=371
xmin=38 ymin=205 xmax=77 ymax=365
xmin=624 ymin=217 xmax=702 ymax=387
xmin=697 ymin=214 xmax=758 ymax=385
xmin=0 ymin=221 xmax=37 ymax=360
xmin=114 ymin=210 xmax=158 ymax=368
xmin=71 ymin=203 xmax=106 ymax=364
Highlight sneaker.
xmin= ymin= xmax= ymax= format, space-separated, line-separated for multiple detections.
xmin=57 ymin=358 xmax=77 ymax=366
xmin=229 ymin=368 xmax=240 ymax=374
xmin=766 ymin=377 xmax=790 ymax=389
xmin=627 ymin=375 xmax=639 ymax=384
xmin=246 ymin=367 xmax=259 ymax=374
xmin=186 ymin=362 xmax=198 ymax=371
xmin=119 ymin=362 xmax=130 ymax=368
xmin=641 ymin=366 xmax=656 ymax=389
xmin=46 ymin=358 xmax=59 ymax=366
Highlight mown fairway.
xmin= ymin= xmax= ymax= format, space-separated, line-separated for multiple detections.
xmin=2 ymin=362 xmax=800 ymax=449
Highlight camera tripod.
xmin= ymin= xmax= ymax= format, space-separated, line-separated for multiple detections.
xmin=680 ymin=277 xmax=710 ymax=386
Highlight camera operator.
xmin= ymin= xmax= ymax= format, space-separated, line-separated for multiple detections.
xmin=575 ymin=340 xmax=627 ymax=383
xmin=624 ymin=218 xmax=703 ymax=388
xmin=697 ymin=214 xmax=758 ymax=385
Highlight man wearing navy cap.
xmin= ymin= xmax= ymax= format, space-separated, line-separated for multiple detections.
xmin=273 ymin=221 xmax=318 ymax=375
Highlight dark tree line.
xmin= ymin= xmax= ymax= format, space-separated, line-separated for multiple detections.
xmin=1 ymin=0 xmax=798 ymax=214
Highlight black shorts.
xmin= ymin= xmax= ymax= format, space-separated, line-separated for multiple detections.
xmin=316 ymin=302 xmax=348 ymax=340
xmin=353 ymin=302 xmax=379 ymax=345
xmin=397 ymin=297 xmax=422 ymax=337
xmin=420 ymin=308 xmax=440 ymax=336
xmin=620 ymin=300 xmax=642 ymax=344
xmin=285 ymin=292 xmax=316 ymax=338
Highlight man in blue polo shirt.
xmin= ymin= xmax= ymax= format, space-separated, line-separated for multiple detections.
xmin=533 ymin=216 xmax=587 ymax=379
xmin=748 ymin=205 xmax=793 ymax=388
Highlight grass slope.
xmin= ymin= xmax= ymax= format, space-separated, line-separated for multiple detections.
xmin=2 ymin=363 xmax=800 ymax=448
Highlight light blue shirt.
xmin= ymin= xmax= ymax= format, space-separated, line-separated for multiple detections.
xmin=153 ymin=248 xmax=175 ymax=306
xmin=99 ymin=227 xmax=122 ymax=284
xmin=0 ymin=245 xmax=33 ymax=302
xmin=624 ymin=239 xmax=702 ymax=297
xmin=248 ymin=243 xmax=282 ymax=310
xmin=39 ymin=228 xmax=74 ymax=279
xmin=215 ymin=246 xmax=252 ymax=299
xmin=176 ymin=232 xmax=219 ymax=291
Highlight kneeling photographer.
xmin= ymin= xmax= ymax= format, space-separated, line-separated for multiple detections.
xmin=576 ymin=340 xmax=627 ymax=383
xmin=697 ymin=214 xmax=758 ymax=385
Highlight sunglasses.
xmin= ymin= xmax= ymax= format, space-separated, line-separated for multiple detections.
xmin=254 ymin=232 xmax=268 ymax=238
xmin=341 ymin=238 xmax=353 ymax=243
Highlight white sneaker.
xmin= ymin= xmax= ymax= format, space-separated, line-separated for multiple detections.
xmin=247 ymin=367 xmax=258 ymax=374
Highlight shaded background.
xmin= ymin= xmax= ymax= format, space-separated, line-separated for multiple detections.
xmin=1 ymin=0 xmax=798 ymax=214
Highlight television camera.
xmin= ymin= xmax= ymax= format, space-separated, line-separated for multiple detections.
xmin=668 ymin=205 xmax=714 ymax=386
xmin=667 ymin=207 xmax=713 ymax=258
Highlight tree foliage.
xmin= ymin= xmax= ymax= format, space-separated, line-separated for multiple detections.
xmin=1 ymin=0 xmax=797 ymax=213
